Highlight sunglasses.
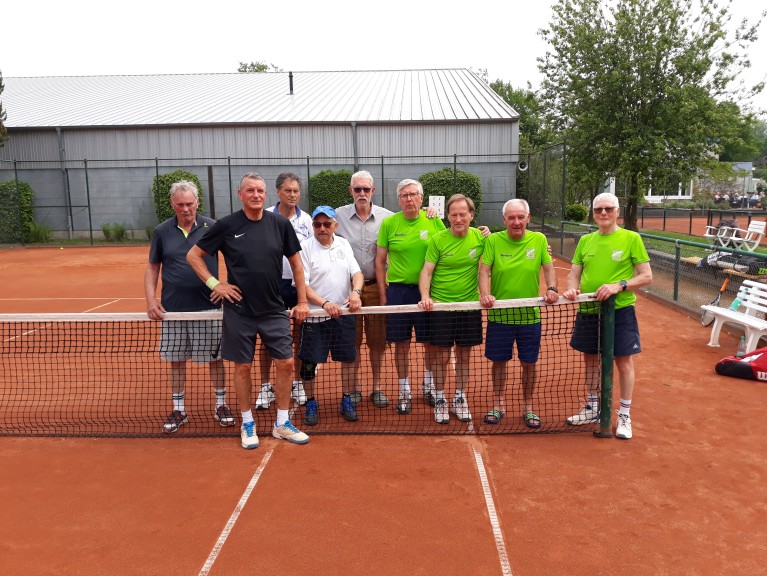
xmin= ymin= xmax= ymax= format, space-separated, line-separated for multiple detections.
xmin=593 ymin=206 xmax=616 ymax=213
xmin=352 ymin=187 xmax=372 ymax=193
xmin=312 ymin=221 xmax=334 ymax=229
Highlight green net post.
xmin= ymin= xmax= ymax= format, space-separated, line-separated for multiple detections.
xmin=595 ymin=295 xmax=616 ymax=438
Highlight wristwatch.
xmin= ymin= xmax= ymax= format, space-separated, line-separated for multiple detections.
xmin=352 ymin=288 xmax=362 ymax=295
xmin=619 ymin=280 xmax=628 ymax=291
xmin=547 ymin=286 xmax=558 ymax=293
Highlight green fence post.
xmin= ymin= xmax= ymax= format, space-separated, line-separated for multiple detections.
xmin=84 ymin=159 xmax=94 ymax=245
xmin=673 ymin=240 xmax=681 ymax=301
xmin=595 ymin=295 xmax=616 ymax=438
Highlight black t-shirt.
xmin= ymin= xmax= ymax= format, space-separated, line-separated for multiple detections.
xmin=149 ymin=215 xmax=219 ymax=312
xmin=196 ymin=209 xmax=301 ymax=316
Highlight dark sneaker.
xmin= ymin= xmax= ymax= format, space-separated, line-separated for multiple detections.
xmin=340 ymin=395 xmax=358 ymax=421
xmin=369 ymin=389 xmax=389 ymax=408
xmin=304 ymin=399 xmax=319 ymax=426
xmin=396 ymin=392 xmax=412 ymax=415
xmin=163 ymin=410 xmax=188 ymax=433
xmin=214 ymin=404 xmax=235 ymax=427
xmin=349 ymin=390 xmax=362 ymax=406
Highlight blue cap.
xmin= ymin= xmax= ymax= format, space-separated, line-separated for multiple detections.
xmin=312 ymin=205 xmax=337 ymax=219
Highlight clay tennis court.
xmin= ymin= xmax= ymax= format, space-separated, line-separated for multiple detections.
xmin=1 ymin=246 xmax=765 ymax=575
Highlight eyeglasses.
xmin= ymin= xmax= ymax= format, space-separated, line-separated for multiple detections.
xmin=312 ymin=221 xmax=334 ymax=229
xmin=352 ymin=187 xmax=372 ymax=193
xmin=593 ymin=206 xmax=616 ymax=213
xmin=399 ymin=193 xmax=419 ymax=200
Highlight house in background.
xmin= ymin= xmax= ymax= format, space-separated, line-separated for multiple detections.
xmin=0 ymin=69 xmax=520 ymax=236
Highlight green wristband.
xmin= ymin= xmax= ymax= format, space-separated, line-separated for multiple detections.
xmin=205 ymin=277 xmax=220 ymax=290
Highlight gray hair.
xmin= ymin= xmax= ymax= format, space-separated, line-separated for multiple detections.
xmin=239 ymin=172 xmax=266 ymax=189
xmin=593 ymin=193 xmax=619 ymax=209
xmin=396 ymin=179 xmax=424 ymax=198
xmin=502 ymin=198 xmax=529 ymax=216
xmin=351 ymin=170 xmax=374 ymax=186
xmin=169 ymin=180 xmax=199 ymax=200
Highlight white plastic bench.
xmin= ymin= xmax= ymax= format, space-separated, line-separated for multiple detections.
xmin=703 ymin=224 xmax=740 ymax=248
xmin=702 ymin=279 xmax=767 ymax=353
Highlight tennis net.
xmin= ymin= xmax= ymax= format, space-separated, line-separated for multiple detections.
xmin=0 ymin=295 xmax=609 ymax=437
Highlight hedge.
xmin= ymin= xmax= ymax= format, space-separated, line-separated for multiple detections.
xmin=307 ymin=169 xmax=352 ymax=212
xmin=418 ymin=168 xmax=483 ymax=220
xmin=0 ymin=179 xmax=35 ymax=243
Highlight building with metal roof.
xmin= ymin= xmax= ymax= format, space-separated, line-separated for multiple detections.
xmin=0 ymin=69 xmax=521 ymax=235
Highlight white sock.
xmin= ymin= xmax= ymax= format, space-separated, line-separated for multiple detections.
xmin=587 ymin=394 xmax=599 ymax=410
xmin=241 ymin=410 xmax=254 ymax=424
xmin=261 ymin=381 xmax=271 ymax=390
xmin=173 ymin=392 xmax=185 ymax=413
xmin=423 ymin=369 xmax=433 ymax=386
xmin=399 ymin=377 xmax=410 ymax=395
xmin=454 ymin=389 xmax=465 ymax=400
xmin=276 ymin=409 xmax=289 ymax=426
xmin=215 ymin=388 xmax=226 ymax=408
xmin=435 ymin=389 xmax=445 ymax=403
xmin=619 ymin=398 xmax=631 ymax=417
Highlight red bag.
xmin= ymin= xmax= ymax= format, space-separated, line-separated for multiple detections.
xmin=715 ymin=347 xmax=767 ymax=381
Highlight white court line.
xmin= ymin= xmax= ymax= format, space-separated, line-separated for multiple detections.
xmin=472 ymin=446 xmax=512 ymax=576
xmin=2 ymin=299 xmax=119 ymax=343
xmin=0 ymin=297 xmax=145 ymax=301
xmin=82 ymin=300 xmax=120 ymax=313
xmin=198 ymin=449 xmax=274 ymax=576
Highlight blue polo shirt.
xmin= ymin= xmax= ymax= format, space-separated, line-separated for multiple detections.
xmin=149 ymin=215 xmax=219 ymax=312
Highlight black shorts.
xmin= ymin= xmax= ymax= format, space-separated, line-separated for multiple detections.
xmin=279 ymin=278 xmax=298 ymax=309
xmin=298 ymin=316 xmax=356 ymax=364
xmin=570 ymin=306 xmax=641 ymax=356
xmin=385 ymin=283 xmax=430 ymax=343
xmin=428 ymin=310 xmax=483 ymax=348
xmin=221 ymin=306 xmax=292 ymax=364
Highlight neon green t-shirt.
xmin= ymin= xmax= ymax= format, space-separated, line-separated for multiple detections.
xmin=482 ymin=230 xmax=552 ymax=324
xmin=424 ymin=227 xmax=485 ymax=302
xmin=377 ymin=212 xmax=446 ymax=284
xmin=572 ymin=227 xmax=649 ymax=312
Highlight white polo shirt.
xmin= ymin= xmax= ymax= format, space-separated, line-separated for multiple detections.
xmin=299 ymin=235 xmax=361 ymax=311
xmin=268 ymin=204 xmax=313 ymax=279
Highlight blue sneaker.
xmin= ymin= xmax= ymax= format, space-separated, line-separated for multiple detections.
xmin=272 ymin=420 xmax=310 ymax=444
xmin=240 ymin=421 xmax=259 ymax=449
xmin=340 ymin=395 xmax=358 ymax=422
xmin=304 ymin=399 xmax=319 ymax=426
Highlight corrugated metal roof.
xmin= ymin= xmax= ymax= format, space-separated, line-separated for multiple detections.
xmin=3 ymin=69 xmax=518 ymax=128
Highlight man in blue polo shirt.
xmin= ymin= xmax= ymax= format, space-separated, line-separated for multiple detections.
xmin=145 ymin=180 xmax=235 ymax=433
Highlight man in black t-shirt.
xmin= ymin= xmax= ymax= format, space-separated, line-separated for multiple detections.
xmin=145 ymin=180 xmax=234 ymax=433
xmin=187 ymin=173 xmax=311 ymax=449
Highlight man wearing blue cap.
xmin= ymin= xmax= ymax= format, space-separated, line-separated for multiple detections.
xmin=297 ymin=206 xmax=364 ymax=425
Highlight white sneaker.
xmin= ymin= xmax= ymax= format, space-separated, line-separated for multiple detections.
xmin=434 ymin=399 xmax=449 ymax=424
xmin=291 ymin=381 xmax=307 ymax=405
xmin=451 ymin=394 xmax=472 ymax=422
xmin=567 ymin=405 xmax=599 ymax=425
xmin=272 ymin=420 xmax=310 ymax=444
xmin=615 ymin=413 xmax=632 ymax=439
xmin=240 ymin=421 xmax=259 ymax=449
xmin=255 ymin=383 xmax=275 ymax=410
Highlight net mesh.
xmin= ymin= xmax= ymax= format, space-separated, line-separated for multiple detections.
xmin=1 ymin=297 xmax=601 ymax=437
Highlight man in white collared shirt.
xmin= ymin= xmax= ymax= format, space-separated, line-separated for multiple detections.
xmin=256 ymin=172 xmax=313 ymax=411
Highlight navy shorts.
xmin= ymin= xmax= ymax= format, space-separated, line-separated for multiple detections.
xmin=221 ymin=306 xmax=292 ymax=364
xmin=484 ymin=321 xmax=542 ymax=364
xmin=570 ymin=306 xmax=642 ymax=356
xmin=279 ymin=278 xmax=298 ymax=309
xmin=298 ymin=316 xmax=356 ymax=364
xmin=385 ymin=283 xmax=430 ymax=343
xmin=429 ymin=310 xmax=483 ymax=348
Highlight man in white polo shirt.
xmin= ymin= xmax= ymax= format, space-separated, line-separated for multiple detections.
xmin=298 ymin=206 xmax=364 ymax=425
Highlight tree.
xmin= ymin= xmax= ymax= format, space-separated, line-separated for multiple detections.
xmin=717 ymin=102 xmax=763 ymax=162
xmin=237 ymin=61 xmax=282 ymax=73
xmin=539 ymin=0 xmax=765 ymax=230
xmin=0 ymin=71 xmax=8 ymax=148
xmin=489 ymin=80 xmax=554 ymax=152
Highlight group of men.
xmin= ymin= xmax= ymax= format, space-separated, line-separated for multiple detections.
xmin=145 ymin=170 xmax=652 ymax=449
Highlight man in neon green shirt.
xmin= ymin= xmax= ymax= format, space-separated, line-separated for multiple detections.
xmin=375 ymin=179 xmax=446 ymax=413
xmin=562 ymin=193 xmax=652 ymax=440
xmin=419 ymin=194 xmax=485 ymax=423
xmin=479 ymin=199 xmax=558 ymax=428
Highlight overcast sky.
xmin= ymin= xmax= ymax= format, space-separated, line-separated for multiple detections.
xmin=3 ymin=0 xmax=765 ymax=117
